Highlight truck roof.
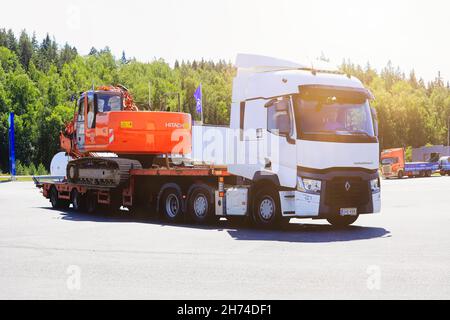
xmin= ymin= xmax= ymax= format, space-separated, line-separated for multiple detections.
xmin=232 ymin=54 xmax=367 ymax=102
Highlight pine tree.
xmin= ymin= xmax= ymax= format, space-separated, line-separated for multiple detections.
xmin=6 ymin=29 xmax=17 ymax=53
xmin=18 ymin=30 xmax=33 ymax=70
xmin=121 ymin=50 xmax=127 ymax=64
xmin=89 ymin=47 xmax=98 ymax=55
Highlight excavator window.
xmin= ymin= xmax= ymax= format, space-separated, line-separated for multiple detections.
xmin=87 ymin=95 xmax=96 ymax=128
xmin=96 ymin=93 xmax=122 ymax=113
xmin=77 ymin=98 xmax=84 ymax=121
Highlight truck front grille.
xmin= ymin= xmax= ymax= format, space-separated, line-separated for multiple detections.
xmin=325 ymin=177 xmax=370 ymax=207
xmin=382 ymin=165 xmax=391 ymax=174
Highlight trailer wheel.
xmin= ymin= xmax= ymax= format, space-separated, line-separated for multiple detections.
xmin=49 ymin=186 xmax=69 ymax=209
xmin=159 ymin=186 xmax=184 ymax=222
xmin=70 ymin=189 xmax=85 ymax=211
xmin=327 ymin=214 xmax=359 ymax=228
xmin=252 ymin=187 xmax=281 ymax=228
xmin=425 ymin=170 xmax=432 ymax=177
xmin=188 ymin=184 xmax=214 ymax=224
xmin=86 ymin=191 xmax=98 ymax=214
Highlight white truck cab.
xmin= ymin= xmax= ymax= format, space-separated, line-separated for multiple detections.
xmin=227 ymin=54 xmax=381 ymax=227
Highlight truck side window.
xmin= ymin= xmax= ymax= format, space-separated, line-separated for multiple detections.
xmin=87 ymin=95 xmax=95 ymax=128
xmin=267 ymin=98 xmax=291 ymax=136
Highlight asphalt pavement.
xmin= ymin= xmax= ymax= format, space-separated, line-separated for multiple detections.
xmin=0 ymin=177 xmax=449 ymax=299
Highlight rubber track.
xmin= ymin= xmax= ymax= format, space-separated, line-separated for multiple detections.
xmin=67 ymin=157 xmax=142 ymax=188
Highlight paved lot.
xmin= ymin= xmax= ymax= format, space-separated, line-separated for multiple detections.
xmin=0 ymin=177 xmax=449 ymax=299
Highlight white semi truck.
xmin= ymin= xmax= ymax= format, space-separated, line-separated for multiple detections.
xmin=39 ymin=54 xmax=381 ymax=228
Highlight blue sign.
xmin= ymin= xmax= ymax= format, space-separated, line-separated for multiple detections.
xmin=8 ymin=112 xmax=15 ymax=176
xmin=194 ymin=84 xmax=202 ymax=114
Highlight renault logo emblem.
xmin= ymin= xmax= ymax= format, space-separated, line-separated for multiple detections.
xmin=345 ymin=181 xmax=351 ymax=191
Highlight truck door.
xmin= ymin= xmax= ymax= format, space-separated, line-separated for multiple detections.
xmin=75 ymin=96 xmax=86 ymax=151
xmin=265 ymin=97 xmax=297 ymax=188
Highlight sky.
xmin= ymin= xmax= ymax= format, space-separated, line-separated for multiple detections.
xmin=1 ymin=0 xmax=449 ymax=82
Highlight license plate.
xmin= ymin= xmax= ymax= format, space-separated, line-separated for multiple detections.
xmin=340 ymin=208 xmax=357 ymax=216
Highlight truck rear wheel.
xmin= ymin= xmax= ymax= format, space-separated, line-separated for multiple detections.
xmin=70 ymin=189 xmax=85 ymax=211
xmin=49 ymin=186 xmax=69 ymax=210
xmin=252 ymin=187 xmax=281 ymax=228
xmin=327 ymin=215 xmax=359 ymax=228
xmin=159 ymin=186 xmax=184 ymax=222
xmin=188 ymin=184 xmax=214 ymax=224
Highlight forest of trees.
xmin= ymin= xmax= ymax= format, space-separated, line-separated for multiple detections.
xmin=1 ymin=29 xmax=450 ymax=173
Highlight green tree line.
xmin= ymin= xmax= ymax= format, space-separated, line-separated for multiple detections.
xmin=0 ymin=29 xmax=449 ymax=173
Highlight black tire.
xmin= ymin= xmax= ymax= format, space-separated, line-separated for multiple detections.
xmin=327 ymin=214 xmax=359 ymax=228
xmin=70 ymin=188 xmax=85 ymax=211
xmin=159 ymin=186 xmax=184 ymax=222
xmin=426 ymin=170 xmax=432 ymax=177
xmin=252 ymin=186 xmax=282 ymax=228
xmin=397 ymin=170 xmax=403 ymax=179
xmin=188 ymin=184 xmax=214 ymax=224
xmin=86 ymin=191 xmax=98 ymax=214
xmin=49 ymin=186 xmax=69 ymax=209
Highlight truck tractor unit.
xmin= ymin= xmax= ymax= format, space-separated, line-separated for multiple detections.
xmin=381 ymin=148 xmax=439 ymax=178
xmin=38 ymin=54 xmax=381 ymax=228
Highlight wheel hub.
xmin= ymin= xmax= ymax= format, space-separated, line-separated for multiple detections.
xmin=259 ymin=197 xmax=274 ymax=220
xmin=193 ymin=195 xmax=208 ymax=217
xmin=166 ymin=194 xmax=179 ymax=218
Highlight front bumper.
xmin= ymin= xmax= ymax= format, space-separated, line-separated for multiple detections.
xmin=279 ymin=168 xmax=381 ymax=218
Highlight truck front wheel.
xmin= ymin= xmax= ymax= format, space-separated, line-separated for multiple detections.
xmin=397 ymin=170 xmax=404 ymax=179
xmin=252 ymin=187 xmax=281 ymax=228
xmin=327 ymin=215 xmax=359 ymax=228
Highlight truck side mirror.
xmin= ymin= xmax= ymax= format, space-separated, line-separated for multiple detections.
xmin=371 ymin=107 xmax=378 ymax=137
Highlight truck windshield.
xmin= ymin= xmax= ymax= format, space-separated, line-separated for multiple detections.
xmin=293 ymin=87 xmax=376 ymax=143
xmin=381 ymin=158 xmax=397 ymax=165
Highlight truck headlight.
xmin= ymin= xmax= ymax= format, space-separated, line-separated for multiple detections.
xmin=297 ymin=177 xmax=321 ymax=194
xmin=370 ymin=178 xmax=380 ymax=193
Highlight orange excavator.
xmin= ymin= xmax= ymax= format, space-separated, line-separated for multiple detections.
xmin=60 ymin=85 xmax=192 ymax=187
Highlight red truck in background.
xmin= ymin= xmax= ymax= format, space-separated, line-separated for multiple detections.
xmin=381 ymin=148 xmax=439 ymax=179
